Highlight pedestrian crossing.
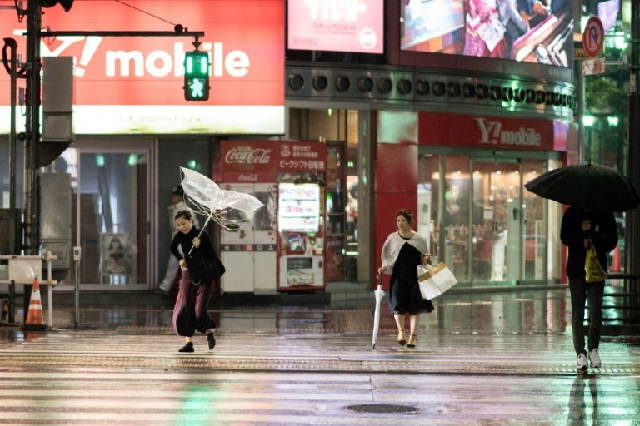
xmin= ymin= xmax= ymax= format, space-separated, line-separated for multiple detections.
xmin=1 ymin=329 xmax=640 ymax=424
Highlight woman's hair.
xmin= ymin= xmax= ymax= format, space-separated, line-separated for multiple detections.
xmin=108 ymin=237 xmax=123 ymax=251
xmin=396 ymin=209 xmax=413 ymax=225
xmin=175 ymin=210 xmax=193 ymax=221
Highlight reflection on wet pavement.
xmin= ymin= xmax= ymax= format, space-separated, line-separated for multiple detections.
xmin=1 ymin=286 xmax=639 ymax=424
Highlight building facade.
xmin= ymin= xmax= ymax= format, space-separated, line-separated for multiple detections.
xmin=4 ymin=0 xmax=620 ymax=293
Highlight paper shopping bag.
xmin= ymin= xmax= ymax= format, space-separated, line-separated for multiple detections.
xmin=418 ymin=262 xmax=457 ymax=299
xmin=430 ymin=264 xmax=457 ymax=293
xmin=418 ymin=276 xmax=441 ymax=300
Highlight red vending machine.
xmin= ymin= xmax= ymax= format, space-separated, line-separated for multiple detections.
xmin=219 ymin=141 xmax=327 ymax=293
xmin=276 ymin=142 xmax=327 ymax=291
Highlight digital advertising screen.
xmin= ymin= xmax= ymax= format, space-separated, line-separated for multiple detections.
xmin=288 ymin=0 xmax=384 ymax=54
xmin=400 ymin=0 xmax=574 ymax=68
xmin=597 ymin=0 xmax=619 ymax=31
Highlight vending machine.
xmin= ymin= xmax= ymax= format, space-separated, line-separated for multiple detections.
xmin=219 ymin=140 xmax=327 ymax=293
xmin=277 ymin=182 xmax=324 ymax=289
xmin=219 ymin=142 xmax=278 ymax=294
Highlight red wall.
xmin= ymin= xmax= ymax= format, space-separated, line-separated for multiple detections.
xmin=375 ymin=112 xmax=419 ymax=289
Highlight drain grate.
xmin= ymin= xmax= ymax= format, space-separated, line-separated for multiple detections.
xmin=344 ymin=404 xmax=418 ymax=414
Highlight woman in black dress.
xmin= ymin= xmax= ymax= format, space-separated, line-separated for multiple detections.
xmin=170 ymin=210 xmax=217 ymax=353
xmin=378 ymin=209 xmax=433 ymax=348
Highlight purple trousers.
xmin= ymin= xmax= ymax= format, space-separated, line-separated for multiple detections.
xmin=172 ymin=269 xmax=216 ymax=337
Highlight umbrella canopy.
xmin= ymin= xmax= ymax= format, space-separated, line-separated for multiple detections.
xmin=371 ymin=277 xmax=385 ymax=350
xmin=180 ymin=167 xmax=263 ymax=230
xmin=524 ymin=163 xmax=640 ymax=212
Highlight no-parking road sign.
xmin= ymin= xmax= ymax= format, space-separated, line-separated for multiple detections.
xmin=582 ymin=16 xmax=604 ymax=58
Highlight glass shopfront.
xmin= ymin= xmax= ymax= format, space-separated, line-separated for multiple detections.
xmin=418 ymin=152 xmax=561 ymax=285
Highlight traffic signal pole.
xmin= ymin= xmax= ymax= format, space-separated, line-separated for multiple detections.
xmin=626 ymin=0 xmax=640 ymax=284
xmin=25 ymin=1 xmax=42 ymax=255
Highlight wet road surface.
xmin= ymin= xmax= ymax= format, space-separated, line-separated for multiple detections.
xmin=0 ymin=285 xmax=639 ymax=424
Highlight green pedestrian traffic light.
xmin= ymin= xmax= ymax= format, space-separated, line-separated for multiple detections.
xmin=184 ymin=51 xmax=210 ymax=101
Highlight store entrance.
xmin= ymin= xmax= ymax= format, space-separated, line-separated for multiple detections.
xmin=469 ymin=159 xmax=524 ymax=282
xmin=420 ymin=154 xmax=549 ymax=285
xmin=60 ymin=138 xmax=153 ymax=289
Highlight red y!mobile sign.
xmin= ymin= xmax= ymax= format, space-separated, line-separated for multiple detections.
xmin=0 ymin=0 xmax=285 ymax=135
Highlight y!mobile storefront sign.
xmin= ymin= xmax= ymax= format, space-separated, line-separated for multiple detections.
xmin=0 ymin=0 xmax=284 ymax=135
xmin=418 ymin=112 xmax=560 ymax=151
xmin=288 ymin=0 xmax=384 ymax=54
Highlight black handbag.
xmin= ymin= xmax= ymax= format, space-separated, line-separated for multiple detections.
xmin=185 ymin=249 xmax=226 ymax=285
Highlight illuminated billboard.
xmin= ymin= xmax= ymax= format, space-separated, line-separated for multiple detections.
xmin=288 ymin=0 xmax=384 ymax=54
xmin=400 ymin=0 xmax=573 ymax=68
xmin=0 ymin=0 xmax=285 ymax=135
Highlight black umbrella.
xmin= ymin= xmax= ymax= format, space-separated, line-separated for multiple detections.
xmin=524 ymin=162 xmax=640 ymax=212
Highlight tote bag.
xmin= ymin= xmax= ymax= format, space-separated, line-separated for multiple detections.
xmin=185 ymin=249 xmax=226 ymax=285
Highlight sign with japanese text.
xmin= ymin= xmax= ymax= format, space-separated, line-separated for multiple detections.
xmin=288 ymin=0 xmax=384 ymax=54
xmin=0 ymin=0 xmax=284 ymax=135
xmin=221 ymin=140 xmax=327 ymax=173
xmin=582 ymin=57 xmax=606 ymax=76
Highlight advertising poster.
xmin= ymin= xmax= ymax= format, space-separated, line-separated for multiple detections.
xmin=288 ymin=0 xmax=384 ymax=53
xmin=100 ymin=233 xmax=132 ymax=276
xmin=401 ymin=0 xmax=573 ymax=67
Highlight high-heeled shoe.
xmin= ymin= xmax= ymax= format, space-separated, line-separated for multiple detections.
xmin=407 ymin=334 xmax=417 ymax=348
xmin=397 ymin=329 xmax=406 ymax=346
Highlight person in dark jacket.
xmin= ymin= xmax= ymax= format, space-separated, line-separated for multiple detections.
xmin=560 ymin=205 xmax=617 ymax=371
xmin=170 ymin=210 xmax=217 ymax=353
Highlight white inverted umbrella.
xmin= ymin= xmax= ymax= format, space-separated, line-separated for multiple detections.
xmin=180 ymin=166 xmax=264 ymax=238
xmin=372 ymin=275 xmax=385 ymax=349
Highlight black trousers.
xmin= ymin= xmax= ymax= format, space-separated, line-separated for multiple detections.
xmin=568 ymin=278 xmax=605 ymax=355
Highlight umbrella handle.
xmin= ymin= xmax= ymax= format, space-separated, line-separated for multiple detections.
xmin=187 ymin=213 xmax=213 ymax=255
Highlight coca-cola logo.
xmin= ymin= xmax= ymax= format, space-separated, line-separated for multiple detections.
xmin=225 ymin=147 xmax=273 ymax=164
xmin=238 ymin=174 xmax=258 ymax=182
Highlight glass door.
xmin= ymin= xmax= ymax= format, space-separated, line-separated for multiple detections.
xmin=64 ymin=141 xmax=152 ymax=288
xmin=420 ymin=154 xmax=551 ymax=285
xmin=470 ymin=159 xmax=523 ymax=283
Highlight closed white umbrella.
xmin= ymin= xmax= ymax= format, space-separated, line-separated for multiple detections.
xmin=372 ymin=276 xmax=385 ymax=349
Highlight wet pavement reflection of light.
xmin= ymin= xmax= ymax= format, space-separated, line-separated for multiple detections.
xmin=3 ymin=287 xmax=636 ymax=337
xmin=0 ymin=286 xmax=639 ymax=424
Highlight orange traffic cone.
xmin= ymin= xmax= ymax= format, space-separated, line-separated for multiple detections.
xmin=24 ymin=275 xmax=46 ymax=331
xmin=611 ymin=246 xmax=621 ymax=273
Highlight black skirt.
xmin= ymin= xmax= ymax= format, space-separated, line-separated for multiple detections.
xmin=388 ymin=243 xmax=434 ymax=315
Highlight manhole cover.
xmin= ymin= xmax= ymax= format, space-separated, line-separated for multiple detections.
xmin=344 ymin=404 xmax=418 ymax=414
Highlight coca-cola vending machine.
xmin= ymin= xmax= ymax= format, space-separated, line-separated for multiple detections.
xmin=220 ymin=142 xmax=278 ymax=293
xmin=219 ymin=140 xmax=327 ymax=293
